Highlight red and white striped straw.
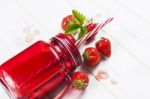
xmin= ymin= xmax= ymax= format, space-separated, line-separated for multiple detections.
xmin=75 ymin=17 xmax=113 ymax=47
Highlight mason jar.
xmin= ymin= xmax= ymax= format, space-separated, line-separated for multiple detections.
xmin=0 ymin=33 xmax=82 ymax=99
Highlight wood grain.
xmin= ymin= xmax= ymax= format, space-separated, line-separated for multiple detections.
xmin=0 ymin=0 xmax=150 ymax=99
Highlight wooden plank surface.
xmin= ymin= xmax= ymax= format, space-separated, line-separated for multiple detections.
xmin=0 ymin=0 xmax=150 ymax=99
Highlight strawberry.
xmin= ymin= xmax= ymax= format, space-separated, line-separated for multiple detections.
xmin=61 ymin=15 xmax=75 ymax=31
xmin=96 ymin=37 xmax=111 ymax=57
xmin=66 ymin=34 xmax=76 ymax=44
xmin=86 ymin=23 xmax=97 ymax=32
xmin=71 ymin=71 xmax=89 ymax=90
xmin=86 ymin=23 xmax=97 ymax=42
xmin=83 ymin=47 xmax=101 ymax=66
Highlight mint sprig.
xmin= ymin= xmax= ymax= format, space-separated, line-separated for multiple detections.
xmin=78 ymin=26 xmax=88 ymax=40
xmin=64 ymin=10 xmax=90 ymax=40
xmin=65 ymin=24 xmax=80 ymax=34
xmin=72 ymin=10 xmax=85 ymax=25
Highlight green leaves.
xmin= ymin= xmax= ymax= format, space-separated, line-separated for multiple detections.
xmin=65 ymin=24 xmax=80 ymax=34
xmin=72 ymin=10 xmax=85 ymax=25
xmin=78 ymin=26 xmax=88 ymax=40
xmin=64 ymin=10 xmax=89 ymax=40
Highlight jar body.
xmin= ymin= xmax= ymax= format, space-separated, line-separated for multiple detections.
xmin=0 ymin=34 xmax=82 ymax=99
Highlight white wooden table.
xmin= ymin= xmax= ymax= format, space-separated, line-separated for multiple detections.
xmin=0 ymin=0 xmax=150 ymax=99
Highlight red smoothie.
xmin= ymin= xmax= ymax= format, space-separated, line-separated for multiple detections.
xmin=0 ymin=33 xmax=82 ymax=99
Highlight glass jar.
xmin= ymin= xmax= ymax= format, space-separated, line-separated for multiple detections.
xmin=0 ymin=33 xmax=82 ymax=99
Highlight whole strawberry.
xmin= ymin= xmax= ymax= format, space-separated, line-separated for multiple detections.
xmin=83 ymin=47 xmax=101 ymax=66
xmin=71 ymin=71 xmax=89 ymax=90
xmin=86 ymin=23 xmax=97 ymax=42
xmin=86 ymin=23 xmax=97 ymax=32
xmin=61 ymin=15 xmax=75 ymax=31
xmin=96 ymin=37 xmax=111 ymax=57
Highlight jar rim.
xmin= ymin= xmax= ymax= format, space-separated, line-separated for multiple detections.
xmin=53 ymin=33 xmax=82 ymax=68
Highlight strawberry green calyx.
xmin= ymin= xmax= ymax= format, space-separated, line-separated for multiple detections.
xmin=82 ymin=51 xmax=89 ymax=62
xmin=71 ymin=71 xmax=89 ymax=90
xmin=72 ymin=80 xmax=88 ymax=89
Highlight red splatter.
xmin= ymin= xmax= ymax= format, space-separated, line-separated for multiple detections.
xmin=95 ymin=75 xmax=101 ymax=81
xmin=111 ymin=80 xmax=117 ymax=85
xmin=95 ymin=70 xmax=109 ymax=81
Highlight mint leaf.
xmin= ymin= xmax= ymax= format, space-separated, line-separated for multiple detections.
xmin=65 ymin=24 xmax=80 ymax=34
xmin=78 ymin=26 xmax=88 ymax=40
xmin=68 ymin=20 xmax=75 ymax=26
xmin=72 ymin=10 xmax=85 ymax=25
